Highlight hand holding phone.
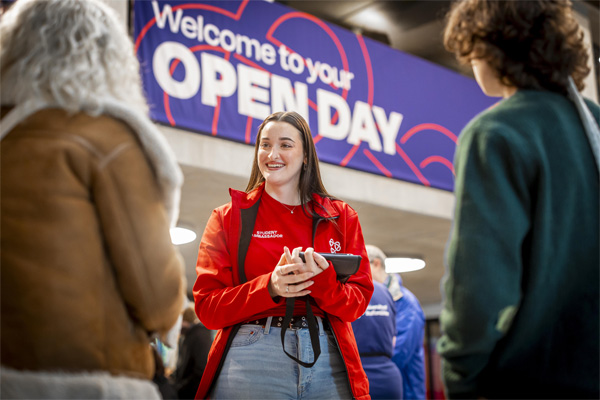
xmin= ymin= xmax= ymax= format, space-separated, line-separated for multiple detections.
xmin=299 ymin=251 xmax=361 ymax=283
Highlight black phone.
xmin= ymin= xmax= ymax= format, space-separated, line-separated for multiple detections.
xmin=298 ymin=252 xmax=361 ymax=283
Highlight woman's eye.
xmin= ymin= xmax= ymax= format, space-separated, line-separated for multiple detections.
xmin=260 ymin=143 xmax=270 ymax=149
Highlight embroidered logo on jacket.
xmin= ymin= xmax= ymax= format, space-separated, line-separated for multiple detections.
xmin=253 ymin=230 xmax=283 ymax=238
xmin=329 ymin=238 xmax=341 ymax=253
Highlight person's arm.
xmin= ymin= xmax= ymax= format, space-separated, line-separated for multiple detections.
xmin=392 ymin=292 xmax=425 ymax=370
xmin=308 ymin=205 xmax=374 ymax=322
xmin=386 ymin=288 xmax=398 ymax=354
xmin=94 ymin=136 xmax=185 ymax=337
xmin=437 ymin=120 xmax=532 ymax=398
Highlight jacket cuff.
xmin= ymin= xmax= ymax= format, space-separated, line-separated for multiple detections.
xmin=309 ymin=261 xmax=338 ymax=294
xmin=255 ymin=273 xmax=282 ymax=306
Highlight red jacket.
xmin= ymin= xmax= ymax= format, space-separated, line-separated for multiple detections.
xmin=193 ymin=184 xmax=373 ymax=399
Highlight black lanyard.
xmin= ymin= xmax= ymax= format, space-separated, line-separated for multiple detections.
xmin=238 ymin=199 xmax=325 ymax=367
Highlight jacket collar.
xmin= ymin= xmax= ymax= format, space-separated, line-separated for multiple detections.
xmin=1 ymin=99 xmax=183 ymax=227
xmin=229 ymin=182 xmax=340 ymax=219
xmin=229 ymin=184 xmax=264 ymax=210
xmin=311 ymin=193 xmax=340 ymax=219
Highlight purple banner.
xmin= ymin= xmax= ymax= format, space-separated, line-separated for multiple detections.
xmin=134 ymin=0 xmax=498 ymax=191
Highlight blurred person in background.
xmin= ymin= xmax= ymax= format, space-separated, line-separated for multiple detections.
xmin=151 ymin=345 xmax=178 ymax=400
xmin=366 ymin=245 xmax=426 ymax=400
xmin=0 ymin=0 xmax=186 ymax=398
xmin=351 ymin=280 xmax=403 ymax=399
xmin=173 ymin=305 xmax=213 ymax=399
xmin=439 ymin=0 xmax=599 ymax=398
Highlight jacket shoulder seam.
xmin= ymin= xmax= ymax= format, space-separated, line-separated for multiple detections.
xmin=66 ymin=134 xmax=134 ymax=170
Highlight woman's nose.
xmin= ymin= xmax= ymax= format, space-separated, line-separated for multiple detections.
xmin=269 ymin=146 xmax=278 ymax=159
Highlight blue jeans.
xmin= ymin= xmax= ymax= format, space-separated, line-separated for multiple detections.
xmin=211 ymin=317 xmax=352 ymax=399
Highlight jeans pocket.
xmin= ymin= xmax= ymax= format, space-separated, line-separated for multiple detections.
xmin=231 ymin=324 xmax=263 ymax=347
xmin=325 ymin=331 xmax=339 ymax=349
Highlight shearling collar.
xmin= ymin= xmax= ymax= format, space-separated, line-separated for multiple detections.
xmin=1 ymin=98 xmax=183 ymax=226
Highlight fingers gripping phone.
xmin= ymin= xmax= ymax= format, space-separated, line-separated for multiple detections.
xmin=298 ymin=252 xmax=361 ymax=283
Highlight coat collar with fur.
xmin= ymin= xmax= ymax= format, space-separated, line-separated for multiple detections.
xmin=1 ymin=98 xmax=183 ymax=226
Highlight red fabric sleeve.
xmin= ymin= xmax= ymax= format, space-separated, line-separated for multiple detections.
xmin=192 ymin=207 xmax=278 ymax=330
xmin=310 ymin=205 xmax=374 ymax=322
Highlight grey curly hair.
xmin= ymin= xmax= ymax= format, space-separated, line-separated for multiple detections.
xmin=0 ymin=0 xmax=148 ymax=115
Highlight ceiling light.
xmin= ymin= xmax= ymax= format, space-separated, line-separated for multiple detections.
xmin=170 ymin=227 xmax=197 ymax=245
xmin=352 ymin=8 xmax=389 ymax=31
xmin=385 ymin=257 xmax=425 ymax=273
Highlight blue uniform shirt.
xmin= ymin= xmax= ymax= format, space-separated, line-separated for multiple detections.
xmin=387 ymin=274 xmax=426 ymax=400
xmin=352 ymin=281 xmax=403 ymax=399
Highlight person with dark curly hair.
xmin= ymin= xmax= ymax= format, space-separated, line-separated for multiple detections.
xmin=437 ymin=0 xmax=599 ymax=398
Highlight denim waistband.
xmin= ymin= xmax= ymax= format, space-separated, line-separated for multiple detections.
xmin=243 ymin=316 xmax=331 ymax=333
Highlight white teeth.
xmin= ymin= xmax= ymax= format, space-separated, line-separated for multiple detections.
xmin=267 ymin=163 xmax=284 ymax=168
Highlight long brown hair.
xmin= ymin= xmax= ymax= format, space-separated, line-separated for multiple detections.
xmin=246 ymin=111 xmax=335 ymax=216
xmin=443 ymin=0 xmax=589 ymax=94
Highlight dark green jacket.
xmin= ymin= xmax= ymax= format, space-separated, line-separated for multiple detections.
xmin=438 ymin=90 xmax=599 ymax=399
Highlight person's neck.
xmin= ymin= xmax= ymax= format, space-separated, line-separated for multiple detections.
xmin=374 ymin=270 xmax=387 ymax=284
xmin=265 ymin=183 xmax=301 ymax=205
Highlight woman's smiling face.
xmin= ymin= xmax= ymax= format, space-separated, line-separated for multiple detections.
xmin=258 ymin=121 xmax=305 ymax=193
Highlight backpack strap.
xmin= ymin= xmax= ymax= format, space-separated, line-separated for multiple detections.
xmin=237 ymin=199 xmax=261 ymax=284
xmin=206 ymin=199 xmax=261 ymax=395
